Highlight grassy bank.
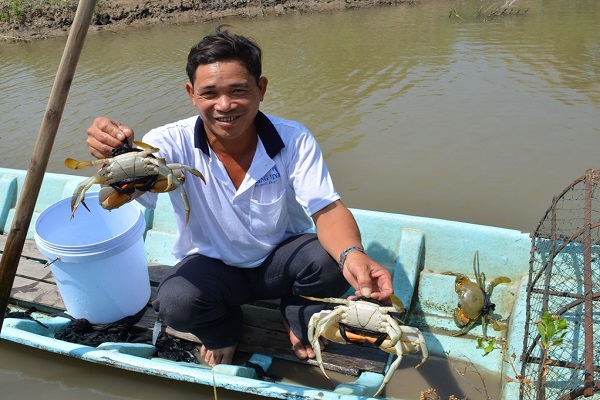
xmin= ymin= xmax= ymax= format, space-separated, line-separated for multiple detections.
xmin=0 ymin=0 xmax=408 ymax=42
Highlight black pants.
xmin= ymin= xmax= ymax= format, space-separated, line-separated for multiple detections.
xmin=152 ymin=233 xmax=350 ymax=349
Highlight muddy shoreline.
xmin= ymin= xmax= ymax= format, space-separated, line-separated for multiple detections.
xmin=0 ymin=0 xmax=410 ymax=43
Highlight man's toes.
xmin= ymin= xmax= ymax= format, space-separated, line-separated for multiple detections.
xmin=292 ymin=341 xmax=309 ymax=359
xmin=304 ymin=344 xmax=316 ymax=359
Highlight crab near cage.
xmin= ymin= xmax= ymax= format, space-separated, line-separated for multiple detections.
xmin=521 ymin=169 xmax=600 ymax=399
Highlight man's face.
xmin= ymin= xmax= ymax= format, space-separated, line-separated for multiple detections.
xmin=186 ymin=60 xmax=268 ymax=143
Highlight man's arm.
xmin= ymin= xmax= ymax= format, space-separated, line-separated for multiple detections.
xmin=312 ymin=200 xmax=393 ymax=301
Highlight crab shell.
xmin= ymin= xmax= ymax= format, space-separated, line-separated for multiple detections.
xmin=65 ymin=141 xmax=205 ymax=224
xmin=304 ymin=295 xmax=428 ymax=397
xmin=447 ymin=251 xmax=511 ymax=338
xmin=453 ymin=276 xmax=487 ymax=325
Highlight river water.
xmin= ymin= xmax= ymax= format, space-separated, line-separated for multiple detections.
xmin=0 ymin=0 xmax=599 ymax=399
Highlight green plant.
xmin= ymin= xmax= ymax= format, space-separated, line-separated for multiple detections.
xmin=476 ymin=336 xmax=497 ymax=356
xmin=535 ymin=311 xmax=568 ymax=382
xmin=0 ymin=0 xmax=25 ymax=23
xmin=536 ymin=311 xmax=568 ymax=350
xmin=475 ymin=311 xmax=568 ymax=395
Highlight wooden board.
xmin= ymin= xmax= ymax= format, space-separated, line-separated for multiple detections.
xmin=1 ymin=235 xmax=388 ymax=375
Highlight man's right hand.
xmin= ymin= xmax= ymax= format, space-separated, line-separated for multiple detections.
xmin=86 ymin=117 xmax=134 ymax=159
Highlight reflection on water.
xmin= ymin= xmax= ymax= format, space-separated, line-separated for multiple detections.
xmin=0 ymin=0 xmax=599 ymax=234
xmin=0 ymin=1 xmax=598 ymax=234
xmin=0 ymin=340 xmax=263 ymax=400
xmin=0 ymin=0 xmax=599 ymax=398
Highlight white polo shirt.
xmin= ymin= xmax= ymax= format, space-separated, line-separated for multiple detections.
xmin=136 ymin=112 xmax=340 ymax=267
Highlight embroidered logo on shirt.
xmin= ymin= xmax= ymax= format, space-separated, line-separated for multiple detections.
xmin=255 ymin=166 xmax=281 ymax=187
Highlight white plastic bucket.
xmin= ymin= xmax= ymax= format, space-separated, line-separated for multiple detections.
xmin=34 ymin=192 xmax=151 ymax=324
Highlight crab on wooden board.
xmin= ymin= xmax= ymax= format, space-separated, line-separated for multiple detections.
xmin=304 ymin=294 xmax=429 ymax=397
xmin=444 ymin=251 xmax=511 ymax=338
xmin=65 ymin=141 xmax=205 ymax=224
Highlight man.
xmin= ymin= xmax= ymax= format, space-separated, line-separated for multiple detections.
xmin=86 ymin=26 xmax=393 ymax=367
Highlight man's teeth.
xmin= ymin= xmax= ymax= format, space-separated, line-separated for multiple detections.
xmin=217 ymin=117 xmax=236 ymax=122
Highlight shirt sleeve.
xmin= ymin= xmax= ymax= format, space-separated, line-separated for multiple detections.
xmin=286 ymin=129 xmax=340 ymax=216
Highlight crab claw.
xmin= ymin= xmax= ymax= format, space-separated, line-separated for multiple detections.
xmin=487 ymin=277 xmax=511 ymax=294
xmin=390 ymin=294 xmax=406 ymax=314
xmin=69 ymin=176 xmax=98 ymax=219
xmin=99 ymin=185 xmax=135 ymax=210
xmin=65 ymin=158 xmax=97 ymax=170
xmin=490 ymin=319 xmax=508 ymax=332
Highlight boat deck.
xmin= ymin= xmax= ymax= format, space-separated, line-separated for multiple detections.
xmin=1 ymin=234 xmax=388 ymax=377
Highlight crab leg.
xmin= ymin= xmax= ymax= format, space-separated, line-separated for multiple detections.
xmin=452 ymin=318 xmax=478 ymax=337
xmin=385 ymin=316 xmax=429 ymax=366
xmin=307 ymin=308 xmax=346 ymax=379
xmin=179 ymin=185 xmax=191 ymax=225
xmin=69 ymin=176 xmax=100 ymax=219
xmin=65 ymin=158 xmax=109 ymax=170
xmin=132 ymin=141 xmax=160 ymax=152
xmin=486 ymin=276 xmax=511 ymax=295
xmin=377 ymin=342 xmax=404 ymax=397
xmin=302 ymin=296 xmax=349 ymax=305
xmin=167 ymin=164 xmax=206 ymax=184
xmin=374 ymin=324 xmax=428 ymax=396
xmin=473 ymin=251 xmax=485 ymax=289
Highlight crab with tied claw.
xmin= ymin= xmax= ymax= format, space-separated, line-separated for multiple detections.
xmin=444 ymin=251 xmax=511 ymax=338
xmin=304 ymin=294 xmax=429 ymax=397
xmin=65 ymin=141 xmax=205 ymax=224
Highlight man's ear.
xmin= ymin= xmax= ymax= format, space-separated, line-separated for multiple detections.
xmin=185 ymin=82 xmax=195 ymax=104
xmin=258 ymin=76 xmax=268 ymax=101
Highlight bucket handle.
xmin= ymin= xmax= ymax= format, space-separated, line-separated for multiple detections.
xmin=44 ymin=257 xmax=60 ymax=268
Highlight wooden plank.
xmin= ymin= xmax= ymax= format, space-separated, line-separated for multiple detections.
xmin=160 ymin=304 xmax=387 ymax=375
xmin=238 ymin=324 xmax=387 ymax=375
xmin=147 ymin=264 xmax=171 ymax=285
xmin=14 ymin=257 xmax=55 ymax=283
xmin=10 ymin=276 xmax=65 ymax=310
xmin=0 ymin=234 xmax=46 ymax=261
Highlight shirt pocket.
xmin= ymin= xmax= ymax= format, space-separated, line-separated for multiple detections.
xmin=249 ymin=190 xmax=290 ymax=236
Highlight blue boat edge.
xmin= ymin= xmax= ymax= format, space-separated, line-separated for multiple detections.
xmin=0 ymin=167 xmax=532 ymax=399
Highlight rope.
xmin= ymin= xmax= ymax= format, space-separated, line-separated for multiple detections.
xmin=5 ymin=307 xmax=198 ymax=363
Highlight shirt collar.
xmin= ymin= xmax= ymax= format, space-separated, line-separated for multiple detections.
xmin=194 ymin=111 xmax=285 ymax=159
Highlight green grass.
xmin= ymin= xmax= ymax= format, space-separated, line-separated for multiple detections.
xmin=0 ymin=0 xmax=25 ymax=22
xmin=0 ymin=0 xmax=73 ymax=23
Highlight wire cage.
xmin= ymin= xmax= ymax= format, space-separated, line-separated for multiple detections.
xmin=521 ymin=169 xmax=600 ymax=399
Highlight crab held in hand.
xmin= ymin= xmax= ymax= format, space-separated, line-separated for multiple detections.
xmin=445 ymin=251 xmax=511 ymax=338
xmin=65 ymin=141 xmax=205 ymax=224
xmin=304 ymin=294 xmax=428 ymax=397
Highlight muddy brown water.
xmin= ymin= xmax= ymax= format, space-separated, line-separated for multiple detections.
xmin=1 ymin=0 xmax=599 ymax=398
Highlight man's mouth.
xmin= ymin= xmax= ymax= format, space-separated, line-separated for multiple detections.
xmin=216 ymin=116 xmax=238 ymax=122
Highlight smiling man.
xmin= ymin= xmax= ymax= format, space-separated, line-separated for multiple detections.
xmin=85 ymin=26 xmax=393 ymax=367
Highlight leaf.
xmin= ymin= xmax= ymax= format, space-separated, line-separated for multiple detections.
xmin=542 ymin=310 xmax=552 ymax=320
xmin=557 ymin=317 xmax=568 ymax=331
xmin=476 ymin=338 xmax=496 ymax=356
xmin=537 ymin=323 xmax=548 ymax=347
xmin=484 ymin=340 xmax=495 ymax=356
xmin=546 ymin=321 xmax=556 ymax=339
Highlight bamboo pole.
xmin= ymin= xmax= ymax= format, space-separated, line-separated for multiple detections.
xmin=0 ymin=0 xmax=98 ymax=332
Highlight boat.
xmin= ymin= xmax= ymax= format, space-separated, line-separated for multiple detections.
xmin=0 ymin=166 xmax=558 ymax=399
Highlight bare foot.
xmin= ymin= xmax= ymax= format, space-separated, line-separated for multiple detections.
xmin=283 ymin=320 xmax=326 ymax=360
xmin=196 ymin=344 xmax=237 ymax=367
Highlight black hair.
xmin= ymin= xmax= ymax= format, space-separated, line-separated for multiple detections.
xmin=186 ymin=25 xmax=262 ymax=85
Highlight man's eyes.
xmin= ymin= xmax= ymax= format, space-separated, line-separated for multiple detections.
xmin=199 ymin=89 xmax=249 ymax=98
